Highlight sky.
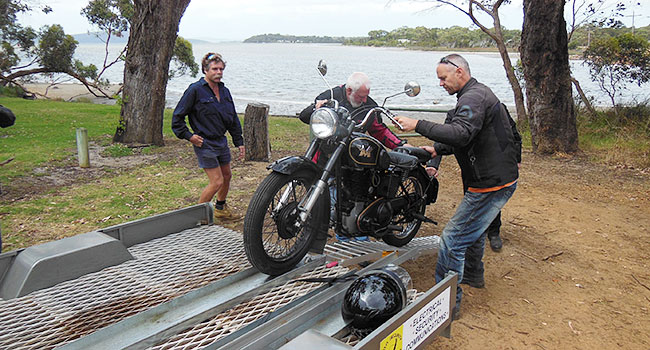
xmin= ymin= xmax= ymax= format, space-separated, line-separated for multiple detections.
xmin=16 ymin=0 xmax=650 ymax=42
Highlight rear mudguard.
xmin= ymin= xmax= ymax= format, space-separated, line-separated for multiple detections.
xmin=268 ymin=156 xmax=330 ymax=254
xmin=410 ymin=166 xmax=439 ymax=204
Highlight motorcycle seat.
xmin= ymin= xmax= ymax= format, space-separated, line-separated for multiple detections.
xmin=388 ymin=151 xmax=418 ymax=169
xmin=393 ymin=146 xmax=432 ymax=163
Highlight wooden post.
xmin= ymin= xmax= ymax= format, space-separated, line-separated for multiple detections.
xmin=243 ymin=102 xmax=271 ymax=162
xmin=76 ymin=128 xmax=90 ymax=168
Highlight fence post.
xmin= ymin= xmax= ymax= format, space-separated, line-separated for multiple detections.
xmin=76 ymin=128 xmax=90 ymax=168
xmin=243 ymin=103 xmax=271 ymax=161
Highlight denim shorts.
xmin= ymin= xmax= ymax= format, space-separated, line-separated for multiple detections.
xmin=193 ymin=139 xmax=231 ymax=169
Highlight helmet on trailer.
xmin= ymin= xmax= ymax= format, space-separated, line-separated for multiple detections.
xmin=341 ymin=264 xmax=412 ymax=331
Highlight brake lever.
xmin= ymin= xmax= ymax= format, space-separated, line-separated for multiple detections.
xmin=385 ymin=110 xmax=404 ymax=130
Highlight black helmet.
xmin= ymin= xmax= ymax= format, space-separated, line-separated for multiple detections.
xmin=341 ymin=265 xmax=412 ymax=331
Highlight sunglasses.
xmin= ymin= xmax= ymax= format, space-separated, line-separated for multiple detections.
xmin=439 ymin=57 xmax=459 ymax=68
xmin=206 ymin=53 xmax=223 ymax=61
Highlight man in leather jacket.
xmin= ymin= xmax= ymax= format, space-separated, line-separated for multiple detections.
xmin=395 ymin=54 xmax=519 ymax=319
xmin=299 ymin=72 xmax=406 ymax=150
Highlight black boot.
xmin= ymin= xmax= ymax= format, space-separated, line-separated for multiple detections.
xmin=489 ymin=235 xmax=502 ymax=252
xmin=460 ymin=274 xmax=485 ymax=288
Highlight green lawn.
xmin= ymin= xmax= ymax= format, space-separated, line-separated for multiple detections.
xmin=0 ymin=97 xmax=310 ymax=251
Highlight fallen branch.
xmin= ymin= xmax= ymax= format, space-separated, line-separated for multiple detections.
xmin=0 ymin=157 xmax=14 ymax=166
xmin=568 ymin=321 xmax=581 ymax=335
xmin=501 ymin=269 xmax=513 ymax=278
xmin=542 ymin=251 xmax=564 ymax=261
xmin=516 ymin=249 xmax=538 ymax=262
xmin=631 ymin=274 xmax=650 ymax=292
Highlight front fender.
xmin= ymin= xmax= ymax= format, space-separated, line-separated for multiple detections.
xmin=268 ymin=156 xmax=321 ymax=177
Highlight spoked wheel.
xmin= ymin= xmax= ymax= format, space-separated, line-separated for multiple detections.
xmin=243 ymin=170 xmax=327 ymax=275
xmin=382 ymin=176 xmax=425 ymax=247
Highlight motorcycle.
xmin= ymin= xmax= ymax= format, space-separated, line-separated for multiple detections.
xmin=243 ymin=60 xmax=439 ymax=275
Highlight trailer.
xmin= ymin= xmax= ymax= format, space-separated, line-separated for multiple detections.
xmin=0 ymin=203 xmax=456 ymax=349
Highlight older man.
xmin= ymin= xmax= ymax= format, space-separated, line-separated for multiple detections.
xmin=395 ymin=54 xmax=519 ymax=320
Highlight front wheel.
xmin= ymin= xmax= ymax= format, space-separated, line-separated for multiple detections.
xmin=382 ymin=176 xmax=426 ymax=247
xmin=243 ymin=170 xmax=327 ymax=275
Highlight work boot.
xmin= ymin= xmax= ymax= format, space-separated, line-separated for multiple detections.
xmin=489 ymin=235 xmax=503 ymax=252
xmin=214 ymin=204 xmax=242 ymax=221
xmin=460 ymin=275 xmax=485 ymax=289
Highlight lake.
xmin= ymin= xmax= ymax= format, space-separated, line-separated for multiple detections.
xmin=74 ymin=42 xmax=649 ymax=116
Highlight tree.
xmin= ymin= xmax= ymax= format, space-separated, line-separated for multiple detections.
xmin=410 ymin=0 xmax=528 ymax=124
xmin=520 ymin=0 xmax=578 ymax=154
xmin=113 ymin=0 xmax=192 ymax=146
xmin=583 ymin=33 xmax=650 ymax=108
xmin=0 ymin=1 xmax=101 ymax=96
xmin=82 ymin=0 xmax=198 ymax=94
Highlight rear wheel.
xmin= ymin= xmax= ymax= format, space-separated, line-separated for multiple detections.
xmin=243 ymin=170 xmax=327 ymax=275
xmin=382 ymin=176 xmax=425 ymax=247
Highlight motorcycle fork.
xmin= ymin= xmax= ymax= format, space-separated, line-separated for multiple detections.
xmin=296 ymin=140 xmax=347 ymax=225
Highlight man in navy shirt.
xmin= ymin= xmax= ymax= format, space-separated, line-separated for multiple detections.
xmin=172 ymin=53 xmax=245 ymax=221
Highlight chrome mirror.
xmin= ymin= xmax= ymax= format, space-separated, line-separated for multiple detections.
xmin=404 ymin=81 xmax=421 ymax=97
xmin=317 ymin=60 xmax=328 ymax=76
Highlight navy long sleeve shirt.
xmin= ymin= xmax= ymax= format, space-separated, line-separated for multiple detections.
xmin=172 ymin=77 xmax=244 ymax=148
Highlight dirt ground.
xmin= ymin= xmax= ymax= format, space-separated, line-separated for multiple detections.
xmin=3 ymin=136 xmax=649 ymax=349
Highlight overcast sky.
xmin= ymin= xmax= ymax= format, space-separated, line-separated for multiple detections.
xmin=17 ymin=0 xmax=650 ymax=42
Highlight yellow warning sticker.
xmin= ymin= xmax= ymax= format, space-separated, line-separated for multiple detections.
xmin=380 ymin=324 xmax=403 ymax=350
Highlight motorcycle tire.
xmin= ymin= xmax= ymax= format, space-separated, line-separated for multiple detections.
xmin=382 ymin=175 xmax=426 ymax=247
xmin=243 ymin=170 xmax=327 ymax=276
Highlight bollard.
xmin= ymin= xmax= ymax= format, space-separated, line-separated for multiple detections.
xmin=76 ymin=128 xmax=90 ymax=168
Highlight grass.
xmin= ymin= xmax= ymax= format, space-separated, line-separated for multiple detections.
xmin=0 ymin=97 xmax=310 ymax=251
xmin=576 ymin=105 xmax=650 ymax=169
xmin=0 ymin=97 xmax=647 ymax=251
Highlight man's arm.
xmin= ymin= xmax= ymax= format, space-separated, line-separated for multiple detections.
xmin=171 ymin=86 xmax=196 ymax=140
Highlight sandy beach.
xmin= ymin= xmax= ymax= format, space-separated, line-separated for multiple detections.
xmin=23 ymin=83 xmax=121 ymax=105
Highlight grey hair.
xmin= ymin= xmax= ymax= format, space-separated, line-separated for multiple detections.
xmin=346 ymin=72 xmax=371 ymax=92
xmin=441 ymin=54 xmax=471 ymax=76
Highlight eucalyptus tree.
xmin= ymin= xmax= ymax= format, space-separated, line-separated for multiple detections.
xmin=520 ymin=0 xmax=578 ymax=154
xmin=0 ymin=1 xmax=100 ymax=96
xmin=84 ymin=0 xmax=196 ymax=146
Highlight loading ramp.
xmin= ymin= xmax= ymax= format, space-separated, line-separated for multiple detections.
xmin=0 ymin=204 xmax=455 ymax=349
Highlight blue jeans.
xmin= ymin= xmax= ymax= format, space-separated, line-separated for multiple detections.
xmin=435 ymin=182 xmax=517 ymax=309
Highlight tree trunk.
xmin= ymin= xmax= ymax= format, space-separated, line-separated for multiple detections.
xmin=244 ymin=103 xmax=271 ymax=162
xmin=113 ymin=0 xmax=191 ymax=146
xmin=520 ymin=0 xmax=578 ymax=154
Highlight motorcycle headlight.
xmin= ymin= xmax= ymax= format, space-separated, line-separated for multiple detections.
xmin=310 ymin=107 xmax=338 ymax=139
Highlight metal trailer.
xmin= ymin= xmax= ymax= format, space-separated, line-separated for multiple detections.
xmin=0 ymin=203 xmax=456 ymax=350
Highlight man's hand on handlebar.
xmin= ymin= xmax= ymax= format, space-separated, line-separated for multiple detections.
xmin=314 ymin=99 xmax=328 ymax=109
xmin=393 ymin=116 xmax=418 ymax=132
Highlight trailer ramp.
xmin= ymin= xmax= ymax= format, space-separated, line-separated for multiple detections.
xmin=0 ymin=206 xmax=447 ymax=350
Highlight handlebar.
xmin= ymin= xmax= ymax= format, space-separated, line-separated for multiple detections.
xmin=355 ymin=106 xmax=404 ymax=131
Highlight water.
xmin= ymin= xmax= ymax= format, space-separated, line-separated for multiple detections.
xmin=74 ymin=42 xmax=649 ymax=116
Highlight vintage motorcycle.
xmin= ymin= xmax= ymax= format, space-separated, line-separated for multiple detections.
xmin=243 ymin=61 xmax=439 ymax=275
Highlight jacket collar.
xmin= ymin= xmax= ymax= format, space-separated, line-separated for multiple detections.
xmin=200 ymin=77 xmax=224 ymax=88
xmin=457 ymin=77 xmax=477 ymax=99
